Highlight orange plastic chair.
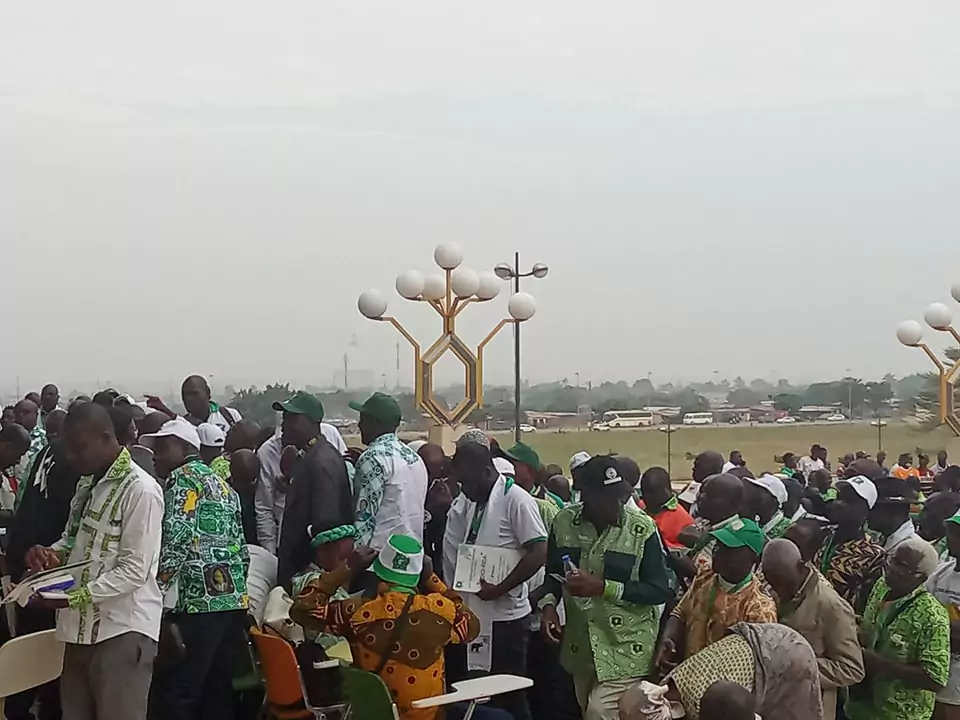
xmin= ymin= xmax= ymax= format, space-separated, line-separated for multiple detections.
xmin=250 ymin=627 xmax=344 ymax=720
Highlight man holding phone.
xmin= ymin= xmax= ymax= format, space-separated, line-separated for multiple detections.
xmin=539 ymin=455 xmax=672 ymax=720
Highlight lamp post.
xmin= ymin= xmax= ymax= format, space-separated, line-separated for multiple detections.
xmin=659 ymin=424 xmax=679 ymax=475
xmin=495 ymin=253 xmax=549 ymax=443
xmin=896 ymin=291 xmax=960 ymax=434
xmin=870 ymin=418 xmax=887 ymax=454
xmin=358 ymin=244 xmax=537 ymax=450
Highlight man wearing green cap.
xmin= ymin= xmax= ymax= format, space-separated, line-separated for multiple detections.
xmin=656 ymin=516 xmax=776 ymax=671
xmin=504 ymin=441 xmax=565 ymax=512
xmin=350 ymin=392 xmax=428 ymax=549
xmin=274 ymin=391 xmax=354 ymax=589
xmin=290 ymin=533 xmax=479 ymax=720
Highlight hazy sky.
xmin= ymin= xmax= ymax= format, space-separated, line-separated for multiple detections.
xmin=3 ymin=1 xmax=960 ymax=393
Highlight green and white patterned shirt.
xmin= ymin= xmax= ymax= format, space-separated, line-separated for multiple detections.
xmin=159 ymin=459 xmax=249 ymax=614
xmin=540 ymin=504 xmax=672 ymax=683
xmin=53 ymin=448 xmax=165 ymax=645
xmin=354 ymin=433 xmax=428 ymax=549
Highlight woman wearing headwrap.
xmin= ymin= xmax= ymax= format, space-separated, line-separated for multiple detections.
xmin=622 ymin=623 xmax=822 ymax=720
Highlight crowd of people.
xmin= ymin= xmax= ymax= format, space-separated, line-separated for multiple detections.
xmin=2 ymin=381 xmax=960 ymax=720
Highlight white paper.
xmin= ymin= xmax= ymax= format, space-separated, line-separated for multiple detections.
xmin=466 ymin=630 xmax=493 ymax=672
xmin=452 ymin=544 xmax=523 ymax=594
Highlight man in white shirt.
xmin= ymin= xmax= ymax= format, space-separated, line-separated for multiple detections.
xmin=798 ymin=444 xmax=827 ymax=481
xmin=144 ymin=375 xmax=242 ymax=433
xmin=442 ymin=442 xmax=547 ymax=720
xmin=255 ymin=422 xmax=347 ymax=554
xmin=246 ymin=545 xmax=278 ymax=626
xmin=869 ymin=476 xmax=919 ymax=553
xmin=26 ymin=402 xmax=164 ymax=720
xmin=350 ymin=392 xmax=427 ymax=549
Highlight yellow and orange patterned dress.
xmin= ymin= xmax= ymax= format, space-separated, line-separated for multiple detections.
xmin=291 ymin=564 xmax=480 ymax=720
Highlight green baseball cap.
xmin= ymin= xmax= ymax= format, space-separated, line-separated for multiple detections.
xmin=504 ymin=442 xmax=541 ymax=470
xmin=272 ymin=391 xmax=325 ymax=422
xmin=349 ymin=392 xmax=402 ymax=427
xmin=947 ymin=510 xmax=960 ymax=528
xmin=710 ymin=517 xmax=765 ymax=556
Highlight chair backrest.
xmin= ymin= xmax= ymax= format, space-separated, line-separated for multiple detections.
xmin=249 ymin=627 xmax=306 ymax=707
xmin=0 ymin=629 xmax=64 ymax=698
xmin=340 ymin=664 xmax=398 ymax=720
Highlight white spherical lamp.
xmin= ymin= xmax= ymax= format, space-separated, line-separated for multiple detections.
xmin=475 ymin=271 xmax=501 ymax=301
xmin=421 ymin=274 xmax=447 ymax=301
xmin=508 ymin=292 xmax=537 ymax=321
xmin=395 ymin=271 xmax=425 ymax=300
xmin=434 ymin=243 xmax=463 ymax=270
xmin=925 ymin=302 xmax=953 ymax=331
xmin=451 ymin=267 xmax=479 ymax=298
xmin=896 ymin=320 xmax=923 ymax=347
xmin=358 ymin=289 xmax=388 ymax=319
xmin=531 ymin=263 xmax=549 ymax=279
xmin=952 ymin=283 xmax=960 ymax=304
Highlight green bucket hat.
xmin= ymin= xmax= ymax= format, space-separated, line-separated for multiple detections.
xmin=504 ymin=442 xmax=541 ymax=470
xmin=710 ymin=517 xmax=765 ymax=556
xmin=372 ymin=534 xmax=424 ymax=588
xmin=349 ymin=392 xmax=402 ymax=427
xmin=272 ymin=391 xmax=325 ymax=423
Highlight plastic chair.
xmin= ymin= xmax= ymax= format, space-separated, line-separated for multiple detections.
xmin=339 ymin=664 xmax=399 ymax=720
xmin=412 ymin=675 xmax=534 ymax=720
xmin=250 ymin=627 xmax=345 ymax=720
xmin=0 ymin=629 xmax=65 ymax=716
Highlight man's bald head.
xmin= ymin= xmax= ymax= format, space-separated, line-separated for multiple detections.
xmin=693 ymin=451 xmax=725 ymax=482
xmin=700 ymin=681 xmax=755 ymax=720
xmin=845 ymin=457 xmax=884 ymax=481
xmin=0 ymin=424 xmax=31 ymax=468
xmin=225 ymin=419 xmax=262 ymax=453
xmin=697 ymin=472 xmax=744 ymax=523
xmin=44 ymin=408 xmax=67 ymax=442
xmin=229 ymin=448 xmax=260 ymax=495
xmin=418 ymin=442 xmax=447 ymax=481
xmin=761 ymin=538 xmax=807 ymax=602
xmin=136 ymin=411 xmax=169 ymax=439
xmin=13 ymin=399 xmax=39 ymax=432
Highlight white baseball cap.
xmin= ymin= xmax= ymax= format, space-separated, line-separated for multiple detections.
xmin=141 ymin=417 xmax=201 ymax=451
xmin=837 ymin=475 xmax=878 ymax=510
xmin=570 ymin=451 xmax=592 ymax=472
xmin=196 ymin=422 xmax=225 ymax=448
xmin=744 ymin=474 xmax=788 ymax=506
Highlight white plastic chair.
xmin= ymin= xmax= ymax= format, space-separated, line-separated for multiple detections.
xmin=0 ymin=629 xmax=65 ymax=715
xmin=411 ymin=674 xmax=534 ymax=720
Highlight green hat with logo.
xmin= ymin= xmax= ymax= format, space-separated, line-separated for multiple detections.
xmin=272 ymin=391 xmax=325 ymax=422
xmin=710 ymin=517 xmax=765 ymax=556
xmin=373 ymin=534 xmax=424 ymax=588
xmin=504 ymin=442 xmax=541 ymax=470
xmin=349 ymin=392 xmax=402 ymax=427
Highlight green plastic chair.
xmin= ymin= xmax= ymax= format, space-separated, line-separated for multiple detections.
xmin=339 ymin=664 xmax=399 ymax=720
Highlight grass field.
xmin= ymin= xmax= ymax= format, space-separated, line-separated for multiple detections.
xmin=489 ymin=422 xmax=960 ymax=480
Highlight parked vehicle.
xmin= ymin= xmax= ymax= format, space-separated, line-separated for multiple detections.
xmin=682 ymin=412 xmax=714 ymax=426
xmin=826 ymin=413 xmax=846 ymax=422
xmin=775 ymin=416 xmax=797 ymax=424
xmin=598 ymin=410 xmax=656 ymax=429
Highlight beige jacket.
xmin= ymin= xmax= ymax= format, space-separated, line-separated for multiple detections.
xmin=778 ymin=567 xmax=865 ymax=720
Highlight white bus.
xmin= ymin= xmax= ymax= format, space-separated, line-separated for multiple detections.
xmin=682 ymin=412 xmax=715 ymax=426
xmin=595 ymin=410 xmax=656 ymax=429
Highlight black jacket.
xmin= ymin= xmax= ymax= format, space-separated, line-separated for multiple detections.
xmin=277 ymin=436 xmax=354 ymax=590
xmin=7 ymin=441 xmax=82 ymax=582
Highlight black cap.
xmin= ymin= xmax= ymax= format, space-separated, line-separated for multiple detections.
xmin=579 ymin=455 xmax=628 ymax=491
xmin=874 ymin=475 xmax=919 ymax=505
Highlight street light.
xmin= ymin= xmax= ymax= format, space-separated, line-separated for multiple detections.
xmin=358 ymin=243 xmax=537 ymax=447
xmin=495 ymin=253 xmax=549 ymax=443
xmin=870 ymin=418 xmax=888 ymax=454
xmin=659 ymin=424 xmax=680 ymax=475
xmin=896 ymin=311 xmax=956 ymax=433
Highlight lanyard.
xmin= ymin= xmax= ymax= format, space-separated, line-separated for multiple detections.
xmin=869 ymin=590 xmax=923 ymax=650
xmin=706 ymin=575 xmax=752 ymax=625
xmin=465 ymin=503 xmax=487 ymax=545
